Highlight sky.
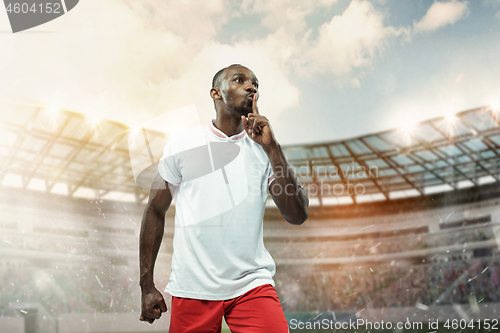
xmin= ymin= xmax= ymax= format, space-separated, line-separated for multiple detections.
xmin=1 ymin=0 xmax=499 ymax=145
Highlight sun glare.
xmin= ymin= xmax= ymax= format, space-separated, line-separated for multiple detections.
xmin=445 ymin=109 xmax=458 ymax=122
xmin=485 ymin=93 xmax=500 ymax=113
xmin=45 ymin=105 xmax=60 ymax=116
xmin=130 ymin=126 xmax=144 ymax=136
xmin=86 ymin=112 xmax=101 ymax=128
xmin=400 ymin=122 xmax=415 ymax=135
xmin=491 ymin=100 xmax=500 ymax=113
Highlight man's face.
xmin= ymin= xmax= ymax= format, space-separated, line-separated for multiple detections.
xmin=220 ymin=66 xmax=259 ymax=117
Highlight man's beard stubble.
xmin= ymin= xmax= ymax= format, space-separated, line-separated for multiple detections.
xmin=231 ymin=97 xmax=253 ymax=117
xmin=223 ymin=91 xmax=253 ymax=117
xmin=232 ymin=104 xmax=253 ymax=118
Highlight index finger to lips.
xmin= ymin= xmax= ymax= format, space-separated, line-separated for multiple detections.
xmin=252 ymin=93 xmax=259 ymax=114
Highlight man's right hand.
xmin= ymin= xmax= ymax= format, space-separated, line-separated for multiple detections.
xmin=140 ymin=287 xmax=168 ymax=324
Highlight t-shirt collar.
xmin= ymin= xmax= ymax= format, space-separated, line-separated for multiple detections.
xmin=209 ymin=119 xmax=247 ymax=141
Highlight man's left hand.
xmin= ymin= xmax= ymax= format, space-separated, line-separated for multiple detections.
xmin=241 ymin=94 xmax=276 ymax=147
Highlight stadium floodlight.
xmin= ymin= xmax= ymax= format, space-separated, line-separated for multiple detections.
xmin=129 ymin=126 xmax=143 ymax=137
xmin=86 ymin=114 xmax=101 ymax=128
xmin=395 ymin=120 xmax=418 ymax=147
xmin=399 ymin=122 xmax=415 ymax=137
xmin=484 ymin=93 xmax=500 ymax=113
xmin=400 ymin=122 xmax=415 ymax=134
xmin=445 ymin=109 xmax=458 ymax=122
xmin=39 ymin=105 xmax=63 ymax=133
xmin=444 ymin=110 xmax=458 ymax=138
xmin=491 ymin=100 xmax=500 ymax=113
xmin=445 ymin=114 xmax=457 ymax=122
xmin=44 ymin=105 xmax=61 ymax=116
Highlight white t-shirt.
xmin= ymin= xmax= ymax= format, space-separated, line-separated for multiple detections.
xmin=158 ymin=119 xmax=276 ymax=300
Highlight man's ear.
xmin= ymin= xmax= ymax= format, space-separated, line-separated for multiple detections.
xmin=210 ymin=87 xmax=222 ymax=100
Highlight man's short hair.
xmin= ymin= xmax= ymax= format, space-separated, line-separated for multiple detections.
xmin=212 ymin=64 xmax=243 ymax=89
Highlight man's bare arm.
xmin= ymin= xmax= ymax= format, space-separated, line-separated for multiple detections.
xmin=265 ymin=142 xmax=309 ymax=225
xmin=139 ymin=172 xmax=173 ymax=323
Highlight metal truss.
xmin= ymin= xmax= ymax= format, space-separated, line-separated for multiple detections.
xmin=0 ymin=99 xmax=161 ymax=202
xmin=281 ymin=106 xmax=500 ymax=206
xmin=1 ymin=99 xmax=499 ymax=206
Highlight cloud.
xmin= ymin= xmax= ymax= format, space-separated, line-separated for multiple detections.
xmin=240 ymin=0 xmax=338 ymax=36
xmin=301 ymin=0 xmax=408 ymax=85
xmin=140 ymin=35 xmax=301 ymax=130
xmin=121 ymin=0 xmax=236 ymax=46
xmin=413 ymin=1 xmax=469 ymax=33
xmin=378 ymin=48 xmax=500 ymax=133
xmin=0 ymin=0 xmax=300 ymax=128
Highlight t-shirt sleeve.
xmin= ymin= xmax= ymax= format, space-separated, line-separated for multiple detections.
xmin=267 ymin=161 xmax=275 ymax=186
xmin=158 ymin=141 xmax=182 ymax=186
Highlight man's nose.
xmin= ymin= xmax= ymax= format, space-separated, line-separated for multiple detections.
xmin=245 ymin=83 xmax=257 ymax=93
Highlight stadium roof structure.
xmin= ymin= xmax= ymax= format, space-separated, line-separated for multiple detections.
xmin=1 ymin=97 xmax=500 ymax=206
xmin=0 ymin=97 xmax=163 ymax=203
xmin=284 ymin=105 xmax=500 ymax=206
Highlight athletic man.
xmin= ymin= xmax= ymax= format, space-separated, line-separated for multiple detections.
xmin=139 ymin=64 xmax=309 ymax=332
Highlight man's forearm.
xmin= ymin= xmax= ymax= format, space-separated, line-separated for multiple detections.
xmin=264 ymin=141 xmax=309 ymax=224
xmin=139 ymin=207 xmax=165 ymax=290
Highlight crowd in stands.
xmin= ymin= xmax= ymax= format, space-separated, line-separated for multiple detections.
xmin=2 ymin=255 xmax=499 ymax=317
xmin=0 ymin=233 xmax=88 ymax=255
xmin=1 ymin=220 xmax=498 ymax=319
xmin=0 ymin=266 xmax=92 ymax=317
xmin=266 ymin=227 xmax=494 ymax=259
xmin=51 ymin=265 xmax=141 ymax=314
xmin=0 ymin=263 xmax=145 ymax=317
xmin=0 ymin=231 xmax=135 ymax=257
xmin=275 ymin=256 xmax=500 ymax=312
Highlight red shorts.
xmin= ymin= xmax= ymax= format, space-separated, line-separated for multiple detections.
xmin=168 ymin=284 xmax=289 ymax=333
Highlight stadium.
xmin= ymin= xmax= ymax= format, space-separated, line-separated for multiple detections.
xmin=1 ymin=97 xmax=500 ymax=333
